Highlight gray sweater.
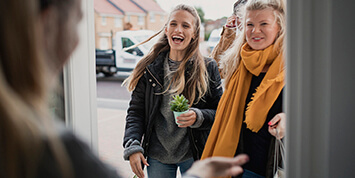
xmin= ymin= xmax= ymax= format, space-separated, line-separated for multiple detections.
xmin=123 ymin=54 xmax=204 ymax=164
xmin=148 ymin=56 xmax=191 ymax=164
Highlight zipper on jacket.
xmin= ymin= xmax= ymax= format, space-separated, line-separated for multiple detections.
xmin=188 ymin=128 xmax=200 ymax=160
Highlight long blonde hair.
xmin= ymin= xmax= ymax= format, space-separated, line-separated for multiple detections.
xmin=0 ymin=0 xmax=73 ymax=177
xmin=124 ymin=4 xmax=209 ymax=105
xmin=220 ymin=0 xmax=286 ymax=85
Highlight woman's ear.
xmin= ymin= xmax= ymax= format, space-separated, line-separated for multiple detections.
xmin=192 ymin=33 xmax=197 ymax=41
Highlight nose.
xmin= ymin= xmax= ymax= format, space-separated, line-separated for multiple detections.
xmin=252 ymin=25 xmax=261 ymax=33
xmin=175 ymin=25 xmax=183 ymax=33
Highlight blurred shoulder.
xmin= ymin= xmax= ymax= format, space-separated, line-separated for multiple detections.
xmin=40 ymin=120 xmax=121 ymax=178
xmin=203 ymin=56 xmax=218 ymax=68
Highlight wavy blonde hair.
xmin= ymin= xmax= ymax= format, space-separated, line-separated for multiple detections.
xmin=123 ymin=4 xmax=208 ymax=105
xmin=220 ymin=0 xmax=286 ymax=85
xmin=0 ymin=0 xmax=74 ymax=177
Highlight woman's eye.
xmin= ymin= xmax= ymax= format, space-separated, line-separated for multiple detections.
xmin=183 ymin=25 xmax=190 ymax=28
xmin=247 ymin=23 xmax=253 ymax=27
xmin=170 ymin=23 xmax=177 ymax=26
xmin=261 ymin=22 xmax=268 ymax=26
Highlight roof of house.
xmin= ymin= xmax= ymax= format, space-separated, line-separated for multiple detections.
xmin=130 ymin=0 xmax=166 ymax=13
xmin=109 ymin=0 xmax=145 ymax=15
xmin=94 ymin=0 xmax=123 ymax=15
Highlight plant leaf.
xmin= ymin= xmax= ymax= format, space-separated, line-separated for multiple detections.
xmin=170 ymin=94 xmax=189 ymax=112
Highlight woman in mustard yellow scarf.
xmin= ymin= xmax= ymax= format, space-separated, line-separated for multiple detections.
xmin=202 ymin=0 xmax=286 ymax=178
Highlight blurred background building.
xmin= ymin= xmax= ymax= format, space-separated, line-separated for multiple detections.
xmin=94 ymin=0 xmax=167 ymax=50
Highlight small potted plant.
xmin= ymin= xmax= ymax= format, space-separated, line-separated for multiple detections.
xmin=169 ymin=94 xmax=190 ymax=125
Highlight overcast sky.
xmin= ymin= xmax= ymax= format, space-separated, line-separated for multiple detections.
xmin=155 ymin=0 xmax=237 ymax=20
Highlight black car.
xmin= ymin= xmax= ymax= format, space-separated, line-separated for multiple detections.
xmin=95 ymin=49 xmax=117 ymax=77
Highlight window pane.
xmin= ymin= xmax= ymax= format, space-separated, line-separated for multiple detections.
xmin=115 ymin=17 xmax=122 ymax=28
xmin=102 ymin=16 xmax=106 ymax=26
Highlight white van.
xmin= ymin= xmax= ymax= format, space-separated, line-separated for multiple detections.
xmin=113 ymin=30 xmax=158 ymax=72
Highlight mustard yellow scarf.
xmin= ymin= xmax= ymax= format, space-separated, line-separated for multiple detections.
xmin=201 ymin=43 xmax=285 ymax=165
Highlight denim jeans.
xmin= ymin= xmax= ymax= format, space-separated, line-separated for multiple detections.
xmin=147 ymin=157 xmax=194 ymax=178
xmin=242 ymin=169 xmax=265 ymax=178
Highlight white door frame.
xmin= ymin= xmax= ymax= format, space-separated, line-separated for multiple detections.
xmin=63 ymin=0 xmax=98 ymax=151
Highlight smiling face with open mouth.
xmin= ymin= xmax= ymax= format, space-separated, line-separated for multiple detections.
xmin=165 ymin=10 xmax=196 ymax=57
xmin=245 ymin=8 xmax=280 ymax=50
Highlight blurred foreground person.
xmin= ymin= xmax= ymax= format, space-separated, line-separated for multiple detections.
xmin=0 ymin=0 xmax=247 ymax=178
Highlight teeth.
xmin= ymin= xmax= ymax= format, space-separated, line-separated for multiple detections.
xmin=254 ymin=38 xmax=261 ymax=40
xmin=173 ymin=36 xmax=184 ymax=40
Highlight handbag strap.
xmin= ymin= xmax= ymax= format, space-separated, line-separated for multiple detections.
xmin=273 ymin=128 xmax=285 ymax=174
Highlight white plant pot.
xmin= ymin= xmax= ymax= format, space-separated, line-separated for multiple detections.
xmin=173 ymin=110 xmax=189 ymax=125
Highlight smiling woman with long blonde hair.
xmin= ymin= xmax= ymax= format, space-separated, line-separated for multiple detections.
xmin=122 ymin=4 xmax=223 ymax=178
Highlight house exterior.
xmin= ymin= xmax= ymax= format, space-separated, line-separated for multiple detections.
xmin=130 ymin=0 xmax=167 ymax=31
xmin=94 ymin=0 xmax=124 ymax=49
xmin=94 ymin=0 xmax=167 ymax=49
xmin=109 ymin=0 xmax=146 ymax=30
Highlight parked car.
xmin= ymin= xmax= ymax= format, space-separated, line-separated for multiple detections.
xmin=95 ymin=49 xmax=117 ymax=77
xmin=207 ymin=28 xmax=223 ymax=53
xmin=114 ymin=30 xmax=158 ymax=72
xmin=95 ymin=30 xmax=158 ymax=77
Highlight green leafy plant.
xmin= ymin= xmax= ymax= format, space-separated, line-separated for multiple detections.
xmin=170 ymin=94 xmax=189 ymax=112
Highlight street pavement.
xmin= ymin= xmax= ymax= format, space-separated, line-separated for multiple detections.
xmin=97 ymin=106 xmax=134 ymax=177
xmin=97 ymin=99 xmax=182 ymax=178
xmin=96 ymin=72 xmax=134 ymax=177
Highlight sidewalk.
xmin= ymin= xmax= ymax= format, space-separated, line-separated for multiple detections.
xmin=97 ymin=107 xmax=182 ymax=178
xmin=97 ymin=107 xmax=134 ymax=178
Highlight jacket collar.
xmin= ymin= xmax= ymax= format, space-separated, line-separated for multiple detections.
xmin=146 ymin=51 xmax=168 ymax=85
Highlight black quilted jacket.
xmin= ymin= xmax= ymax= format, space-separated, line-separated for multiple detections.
xmin=123 ymin=51 xmax=223 ymax=160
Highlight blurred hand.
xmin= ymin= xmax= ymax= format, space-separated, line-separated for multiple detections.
xmin=176 ymin=110 xmax=196 ymax=128
xmin=129 ymin=152 xmax=149 ymax=178
xmin=268 ymin=113 xmax=286 ymax=139
xmin=226 ymin=15 xmax=237 ymax=27
xmin=185 ymin=154 xmax=249 ymax=178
